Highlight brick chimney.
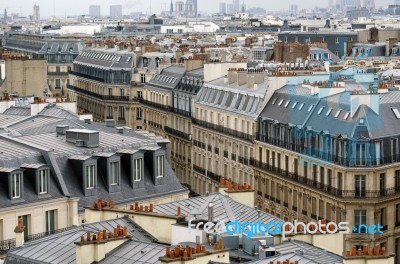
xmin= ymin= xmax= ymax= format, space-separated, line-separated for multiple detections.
xmin=75 ymin=226 xmax=130 ymax=264
xmin=14 ymin=218 xmax=25 ymax=247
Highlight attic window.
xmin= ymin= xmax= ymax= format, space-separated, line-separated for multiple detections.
xmin=307 ymin=105 xmax=314 ymax=112
xmin=318 ymin=107 xmax=325 ymax=115
xmin=335 ymin=110 xmax=342 ymax=118
xmin=12 ymin=173 xmax=22 ymax=199
xmin=127 ymin=56 xmax=132 ymax=62
xmin=359 ymin=118 xmax=365 ymax=124
xmin=299 ymin=103 xmax=305 ymax=110
xmin=278 ymin=99 xmax=284 ymax=106
xmin=284 ymin=100 xmax=291 ymax=107
xmin=156 ymin=155 xmax=164 ymax=178
xmin=344 ymin=112 xmax=350 ymax=120
xmin=392 ymin=108 xmax=400 ymax=119
xmin=292 ymin=102 xmax=298 ymax=109
xmin=39 ymin=169 xmax=48 ymax=194
xmin=326 ymin=108 xmax=332 ymax=116
xmin=116 ymin=56 xmax=121 ymax=62
xmin=272 ymin=98 xmax=277 ymax=105
xmin=85 ymin=165 xmax=95 ymax=189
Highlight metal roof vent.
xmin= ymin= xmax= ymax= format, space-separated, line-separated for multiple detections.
xmin=116 ymin=127 xmax=124 ymax=134
xmin=56 ymin=125 xmax=69 ymax=135
xmin=84 ymin=118 xmax=91 ymax=124
xmin=66 ymin=129 xmax=99 ymax=148
xmin=105 ymin=119 xmax=115 ymax=127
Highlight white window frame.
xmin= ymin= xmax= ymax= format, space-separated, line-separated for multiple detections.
xmin=12 ymin=173 xmax=21 ymax=199
xmin=85 ymin=165 xmax=95 ymax=189
xmin=39 ymin=169 xmax=48 ymax=194
xmin=134 ymin=158 xmax=143 ymax=181
xmin=110 ymin=162 xmax=119 ymax=186
xmin=156 ymin=155 xmax=164 ymax=178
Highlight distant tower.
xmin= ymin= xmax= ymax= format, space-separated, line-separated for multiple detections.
xmin=33 ymin=4 xmax=40 ymax=21
xmin=241 ymin=1 xmax=245 ymax=12
xmin=3 ymin=8 xmax=7 ymax=21
xmin=170 ymin=0 xmax=174 ymax=15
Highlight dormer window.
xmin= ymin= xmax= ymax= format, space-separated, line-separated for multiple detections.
xmin=134 ymin=158 xmax=143 ymax=181
xmin=39 ymin=169 xmax=48 ymax=194
xmin=85 ymin=165 xmax=95 ymax=189
xmin=156 ymin=155 xmax=164 ymax=178
xmin=110 ymin=162 xmax=119 ymax=185
xmin=12 ymin=173 xmax=22 ymax=199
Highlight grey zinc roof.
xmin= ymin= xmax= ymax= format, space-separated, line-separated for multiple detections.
xmin=74 ymin=47 xmax=134 ymax=71
xmin=39 ymin=105 xmax=79 ymax=119
xmin=4 ymin=217 xmax=156 ymax=264
xmin=2 ymin=107 xmax=31 ymax=116
xmin=99 ymin=240 xmax=166 ymax=264
xmin=155 ymin=193 xmax=281 ymax=224
xmin=196 ymin=81 xmax=267 ymax=119
xmin=259 ymin=85 xmax=320 ymax=126
xmin=248 ymin=240 xmax=343 ymax=264
xmin=146 ymin=65 xmax=186 ymax=91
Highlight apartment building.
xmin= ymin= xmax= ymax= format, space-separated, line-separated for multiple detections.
xmin=252 ymin=72 xmax=400 ymax=258
xmin=0 ymin=102 xmax=187 ymax=247
xmin=4 ymin=34 xmax=83 ymax=96
xmin=191 ymin=68 xmax=270 ymax=195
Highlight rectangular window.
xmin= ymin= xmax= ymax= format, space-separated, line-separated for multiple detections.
xmin=39 ymin=169 xmax=48 ymax=194
xmin=303 ymin=161 xmax=308 ymax=178
xmin=107 ymin=106 xmax=113 ymax=118
xmin=136 ymin=108 xmax=142 ymax=120
xmin=355 ymin=143 xmax=367 ymax=166
xmin=120 ymin=89 xmax=125 ymax=97
xmin=134 ymin=158 xmax=143 ymax=181
xmin=396 ymin=170 xmax=400 ymax=191
xmin=137 ymin=91 xmax=143 ymax=99
xmin=355 ymin=175 xmax=366 ymax=197
xmin=45 ymin=210 xmax=55 ymax=234
xmin=85 ymin=165 xmax=95 ymax=189
xmin=12 ymin=173 xmax=21 ymax=199
xmin=337 ymin=172 xmax=343 ymax=191
xmin=108 ymin=88 xmax=113 ymax=96
xmin=380 ymin=173 xmax=385 ymax=195
xmin=354 ymin=210 xmax=366 ymax=227
xmin=140 ymin=74 xmax=146 ymax=83
xmin=110 ymin=162 xmax=119 ymax=185
xmin=396 ymin=204 xmax=400 ymax=226
xmin=156 ymin=155 xmax=164 ymax=177
xmin=118 ymin=106 xmax=125 ymax=120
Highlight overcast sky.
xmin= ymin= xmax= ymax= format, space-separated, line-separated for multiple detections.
xmin=1 ymin=0 xmax=393 ymax=17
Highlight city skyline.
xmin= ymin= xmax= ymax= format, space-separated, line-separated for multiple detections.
xmin=1 ymin=0 xmax=393 ymax=18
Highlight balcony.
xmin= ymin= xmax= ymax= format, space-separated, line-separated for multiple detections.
xmin=192 ymin=118 xmax=255 ymax=142
xmin=148 ymin=120 xmax=162 ymax=129
xmin=214 ymin=147 xmax=219 ymax=155
xmin=302 ymin=210 xmax=308 ymax=215
xmin=193 ymin=140 xmax=206 ymax=149
xmin=206 ymin=170 xmax=222 ymax=183
xmin=0 ymin=238 xmax=15 ymax=255
xmin=292 ymin=205 xmax=298 ymax=211
xmin=136 ymin=98 xmax=173 ymax=112
xmin=250 ymin=158 xmax=400 ymax=199
xmin=283 ymin=202 xmax=289 ymax=207
xmin=238 ymin=156 xmax=250 ymax=165
xmin=69 ymin=70 xmax=105 ymax=82
xmin=207 ymin=145 xmax=212 ymax=152
xmin=193 ymin=164 xmax=206 ymax=175
xmin=257 ymin=133 xmax=400 ymax=168
xmin=165 ymin=126 xmax=192 ymax=141
xmin=48 ymin=71 xmax=69 ymax=76
xmin=231 ymin=153 xmax=236 ymax=160
xmin=26 ymin=226 xmax=76 ymax=242
xmin=67 ymin=84 xmax=130 ymax=101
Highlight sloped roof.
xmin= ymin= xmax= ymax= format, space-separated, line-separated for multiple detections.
xmin=4 ymin=217 xmax=156 ymax=264
xmin=155 ymin=192 xmax=281 ymax=224
xmin=248 ymin=240 xmax=343 ymax=264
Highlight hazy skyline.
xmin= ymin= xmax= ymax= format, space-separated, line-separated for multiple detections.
xmin=1 ymin=0 xmax=393 ymax=17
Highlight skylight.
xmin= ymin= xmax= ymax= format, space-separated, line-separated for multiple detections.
xmin=307 ymin=105 xmax=314 ymax=112
xmin=284 ymin=100 xmax=291 ymax=108
xmin=344 ymin=112 xmax=350 ymax=120
xmin=392 ymin=108 xmax=400 ymax=119
xmin=278 ymin=99 xmax=284 ymax=106
xmin=299 ymin=103 xmax=305 ymax=110
xmin=326 ymin=108 xmax=332 ymax=116
xmin=318 ymin=107 xmax=325 ymax=115
xmin=292 ymin=102 xmax=298 ymax=109
xmin=272 ymin=98 xmax=277 ymax=105
xmin=335 ymin=110 xmax=342 ymax=118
